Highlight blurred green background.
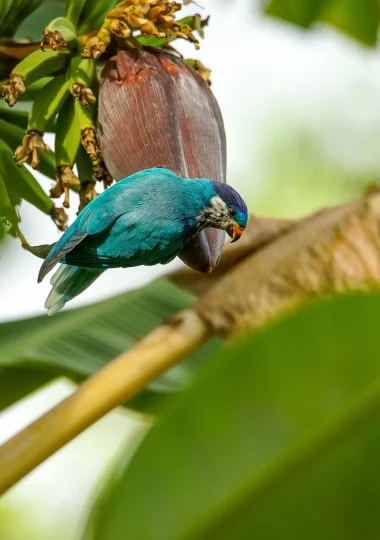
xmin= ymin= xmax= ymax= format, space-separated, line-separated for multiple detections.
xmin=2 ymin=0 xmax=380 ymax=538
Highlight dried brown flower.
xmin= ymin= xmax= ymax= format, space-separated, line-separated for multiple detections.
xmin=82 ymin=36 xmax=108 ymax=59
xmin=50 ymin=165 xmax=80 ymax=208
xmin=81 ymin=128 xmax=102 ymax=161
xmin=72 ymin=83 xmax=97 ymax=108
xmin=107 ymin=0 xmax=200 ymax=47
xmin=15 ymin=130 xmax=50 ymax=168
xmin=40 ymin=29 xmax=67 ymax=51
xmin=1 ymin=75 xmax=25 ymax=107
xmin=50 ymin=206 xmax=69 ymax=231
xmin=108 ymin=19 xmax=132 ymax=39
xmin=78 ymin=180 xmax=98 ymax=213
xmin=93 ymin=160 xmax=113 ymax=189
xmin=187 ymin=59 xmax=212 ymax=85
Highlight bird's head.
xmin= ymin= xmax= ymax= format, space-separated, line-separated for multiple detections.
xmin=201 ymin=181 xmax=248 ymax=243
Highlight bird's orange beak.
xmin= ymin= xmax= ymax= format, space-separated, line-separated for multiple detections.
xmin=228 ymin=224 xmax=244 ymax=243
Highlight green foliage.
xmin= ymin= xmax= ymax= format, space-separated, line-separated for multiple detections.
xmin=0 ymin=366 xmax=54 ymax=410
xmin=320 ymin=0 xmax=380 ymax=45
xmin=264 ymin=0 xmax=380 ymax=45
xmin=0 ymin=166 xmax=20 ymax=228
xmin=253 ymin=124 xmax=376 ymax=218
xmin=84 ymin=292 xmax=380 ymax=540
xmin=0 ymin=0 xmax=44 ymax=39
xmin=0 ymin=220 xmax=7 ymax=242
xmin=0 ymin=278 xmax=220 ymax=413
xmin=14 ymin=0 xmax=65 ymax=41
xmin=265 ymin=0 xmax=324 ymax=28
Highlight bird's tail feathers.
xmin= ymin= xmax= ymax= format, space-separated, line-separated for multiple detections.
xmin=45 ymin=264 xmax=104 ymax=316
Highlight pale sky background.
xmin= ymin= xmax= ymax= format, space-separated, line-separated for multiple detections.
xmin=2 ymin=0 xmax=380 ymax=538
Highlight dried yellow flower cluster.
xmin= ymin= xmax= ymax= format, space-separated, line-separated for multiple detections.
xmin=108 ymin=0 xmax=199 ymax=46
xmin=83 ymin=0 xmax=201 ymax=58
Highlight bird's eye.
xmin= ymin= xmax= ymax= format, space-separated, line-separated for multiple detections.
xmin=230 ymin=208 xmax=236 ymax=218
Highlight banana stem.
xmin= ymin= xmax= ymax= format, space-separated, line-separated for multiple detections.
xmin=16 ymin=225 xmax=29 ymax=248
xmin=0 ymin=310 xmax=209 ymax=495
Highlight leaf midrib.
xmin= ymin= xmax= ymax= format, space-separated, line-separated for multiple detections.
xmin=1 ymin=279 xmax=195 ymax=366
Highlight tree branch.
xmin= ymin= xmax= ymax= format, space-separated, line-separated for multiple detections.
xmin=1 ymin=189 xmax=380 ymax=493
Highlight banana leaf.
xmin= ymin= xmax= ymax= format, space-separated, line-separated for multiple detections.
xmin=264 ymin=0 xmax=379 ymax=46
xmin=0 ymin=278 xmax=220 ymax=413
xmin=84 ymin=291 xmax=380 ymax=540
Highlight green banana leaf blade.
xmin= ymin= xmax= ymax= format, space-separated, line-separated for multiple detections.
xmin=264 ymin=0 xmax=380 ymax=46
xmin=0 ymin=278 xmax=220 ymax=413
xmin=84 ymin=292 xmax=380 ymax=540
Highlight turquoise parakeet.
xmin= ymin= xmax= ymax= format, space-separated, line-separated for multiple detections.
xmin=38 ymin=168 xmax=248 ymax=315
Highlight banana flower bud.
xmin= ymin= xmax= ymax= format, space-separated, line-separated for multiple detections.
xmin=97 ymin=48 xmax=227 ymax=273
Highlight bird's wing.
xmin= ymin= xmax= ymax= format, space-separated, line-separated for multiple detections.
xmin=37 ymin=190 xmax=129 ymax=282
xmin=39 ymin=169 xmax=188 ymax=278
xmin=61 ymin=208 xmax=185 ymax=269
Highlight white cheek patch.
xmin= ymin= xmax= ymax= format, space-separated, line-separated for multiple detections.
xmin=210 ymin=196 xmax=229 ymax=222
xmin=210 ymin=195 xmax=226 ymax=213
xmin=196 ymin=195 xmax=230 ymax=227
